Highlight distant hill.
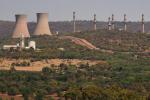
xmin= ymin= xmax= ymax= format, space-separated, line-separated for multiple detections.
xmin=0 ymin=20 xmax=150 ymax=37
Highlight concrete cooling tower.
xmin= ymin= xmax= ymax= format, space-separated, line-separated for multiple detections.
xmin=33 ymin=13 xmax=52 ymax=36
xmin=12 ymin=14 xmax=30 ymax=38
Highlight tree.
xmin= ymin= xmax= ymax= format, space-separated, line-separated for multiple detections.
xmin=42 ymin=67 xmax=52 ymax=75
xmin=20 ymin=87 xmax=32 ymax=100
xmin=64 ymin=87 xmax=82 ymax=100
xmin=8 ymin=87 xmax=18 ymax=96
xmin=35 ymin=91 xmax=44 ymax=100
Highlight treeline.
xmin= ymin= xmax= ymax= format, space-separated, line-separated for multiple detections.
xmin=0 ymin=48 xmax=111 ymax=60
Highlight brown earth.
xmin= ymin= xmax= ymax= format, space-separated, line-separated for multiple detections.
xmin=60 ymin=36 xmax=114 ymax=53
xmin=0 ymin=58 xmax=107 ymax=72
xmin=0 ymin=94 xmax=23 ymax=100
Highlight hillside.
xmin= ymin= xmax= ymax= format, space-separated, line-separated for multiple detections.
xmin=0 ymin=30 xmax=149 ymax=99
xmin=64 ymin=30 xmax=150 ymax=53
xmin=1 ymin=20 xmax=150 ymax=37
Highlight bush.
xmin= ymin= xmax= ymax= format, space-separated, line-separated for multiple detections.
xmin=20 ymin=87 xmax=32 ymax=100
xmin=8 ymin=87 xmax=18 ymax=96
xmin=42 ymin=67 xmax=52 ymax=75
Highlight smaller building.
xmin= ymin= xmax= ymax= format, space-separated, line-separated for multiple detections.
xmin=3 ymin=45 xmax=18 ymax=50
xmin=28 ymin=41 xmax=36 ymax=50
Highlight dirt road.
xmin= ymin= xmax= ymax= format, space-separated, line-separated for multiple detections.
xmin=60 ymin=36 xmax=99 ymax=50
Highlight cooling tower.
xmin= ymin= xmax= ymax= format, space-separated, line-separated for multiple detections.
xmin=33 ymin=13 xmax=52 ymax=36
xmin=12 ymin=14 xmax=30 ymax=38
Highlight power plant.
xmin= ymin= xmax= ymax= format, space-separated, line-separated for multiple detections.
xmin=3 ymin=33 xmax=36 ymax=50
xmin=12 ymin=14 xmax=30 ymax=38
xmin=33 ymin=13 xmax=52 ymax=36
xmin=4 ymin=12 xmax=149 ymax=40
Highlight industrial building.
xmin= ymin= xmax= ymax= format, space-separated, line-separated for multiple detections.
xmin=12 ymin=14 xmax=30 ymax=38
xmin=33 ymin=13 xmax=52 ymax=36
xmin=3 ymin=33 xmax=36 ymax=50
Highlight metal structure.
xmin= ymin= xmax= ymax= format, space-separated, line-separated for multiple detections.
xmin=108 ymin=17 xmax=112 ymax=30
xmin=141 ymin=14 xmax=145 ymax=33
xmin=111 ymin=14 xmax=115 ymax=30
xmin=93 ymin=14 xmax=97 ymax=31
xmin=73 ymin=12 xmax=76 ymax=33
xmin=124 ymin=14 xmax=127 ymax=31
xmin=12 ymin=14 xmax=30 ymax=38
xmin=33 ymin=13 xmax=52 ymax=36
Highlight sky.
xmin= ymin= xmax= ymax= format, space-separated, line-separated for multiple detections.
xmin=0 ymin=0 xmax=149 ymax=21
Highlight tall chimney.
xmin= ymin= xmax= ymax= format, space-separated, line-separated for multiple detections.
xmin=93 ymin=14 xmax=97 ymax=31
xmin=111 ymin=14 xmax=115 ymax=30
xmin=73 ymin=12 xmax=76 ymax=33
xmin=124 ymin=14 xmax=127 ymax=31
xmin=108 ymin=17 xmax=111 ymax=30
xmin=12 ymin=14 xmax=30 ymax=38
xmin=33 ymin=13 xmax=52 ymax=36
xmin=141 ymin=14 xmax=145 ymax=33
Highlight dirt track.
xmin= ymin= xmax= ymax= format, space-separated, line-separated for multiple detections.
xmin=60 ymin=36 xmax=114 ymax=53
xmin=60 ymin=36 xmax=99 ymax=50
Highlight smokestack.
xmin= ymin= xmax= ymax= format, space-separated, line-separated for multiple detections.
xmin=12 ymin=14 xmax=30 ymax=38
xmin=93 ymin=14 xmax=97 ymax=31
xmin=141 ymin=14 xmax=145 ymax=33
xmin=33 ymin=13 xmax=52 ymax=36
xmin=111 ymin=14 xmax=115 ymax=30
xmin=73 ymin=12 xmax=76 ymax=33
xmin=124 ymin=14 xmax=127 ymax=31
xmin=108 ymin=17 xmax=111 ymax=30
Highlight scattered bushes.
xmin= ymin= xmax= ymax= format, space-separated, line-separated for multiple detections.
xmin=11 ymin=61 xmax=30 ymax=67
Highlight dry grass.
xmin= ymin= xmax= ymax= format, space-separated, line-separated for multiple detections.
xmin=0 ymin=58 xmax=107 ymax=72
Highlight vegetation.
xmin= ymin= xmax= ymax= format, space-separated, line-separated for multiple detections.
xmin=0 ymin=59 xmax=149 ymax=99
xmin=0 ymin=30 xmax=149 ymax=99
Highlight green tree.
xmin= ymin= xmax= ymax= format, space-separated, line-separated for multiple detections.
xmin=8 ymin=87 xmax=18 ymax=96
xmin=42 ymin=67 xmax=52 ymax=75
xmin=20 ymin=87 xmax=32 ymax=100
xmin=35 ymin=91 xmax=45 ymax=100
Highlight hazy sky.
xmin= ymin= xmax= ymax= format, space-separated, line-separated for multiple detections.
xmin=0 ymin=0 xmax=149 ymax=21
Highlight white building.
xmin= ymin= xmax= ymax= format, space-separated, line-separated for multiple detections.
xmin=28 ymin=41 xmax=36 ymax=50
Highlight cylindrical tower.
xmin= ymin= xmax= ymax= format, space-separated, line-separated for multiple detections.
xmin=73 ymin=12 xmax=76 ymax=33
xmin=141 ymin=14 xmax=145 ymax=33
xmin=93 ymin=14 xmax=97 ymax=31
xmin=111 ymin=14 xmax=115 ymax=30
xmin=33 ymin=13 xmax=52 ymax=36
xmin=124 ymin=14 xmax=127 ymax=31
xmin=108 ymin=17 xmax=111 ymax=30
xmin=12 ymin=14 xmax=30 ymax=38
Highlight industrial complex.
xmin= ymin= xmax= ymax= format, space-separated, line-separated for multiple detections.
xmin=1 ymin=12 xmax=147 ymax=51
